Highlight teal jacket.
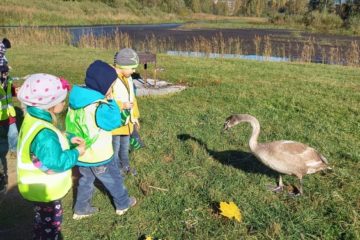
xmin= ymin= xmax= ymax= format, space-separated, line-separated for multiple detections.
xmin=27 ymin=106 xmax=79 ymax=172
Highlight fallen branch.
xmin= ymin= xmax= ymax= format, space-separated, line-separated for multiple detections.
xmin=149 ymin=185 xmax=169 ymax=192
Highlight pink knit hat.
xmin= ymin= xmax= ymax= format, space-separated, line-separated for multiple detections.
xmin=18 ymin=73 xmax=70 ymax=109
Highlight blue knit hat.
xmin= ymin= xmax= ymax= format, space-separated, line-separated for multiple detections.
xmin=85 ymin=60 xmax=117 ymax=95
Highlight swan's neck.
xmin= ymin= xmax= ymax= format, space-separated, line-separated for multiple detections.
xmin=247 ymin=118 xmax=260 ymax=152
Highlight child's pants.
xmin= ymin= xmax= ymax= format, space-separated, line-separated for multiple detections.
xmin=112 ymin=135 xmax=130 ymax=169
xmin=33 ymin=200 xmax=63 ymax=240
xmin=0 ymin=122 xmax=18 ymax=186
xmin=74 ymin=158 xmax=131 ymax=214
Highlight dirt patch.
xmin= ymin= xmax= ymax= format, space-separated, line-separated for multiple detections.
xmin=0 ymin=154 xmax=33 ymax=240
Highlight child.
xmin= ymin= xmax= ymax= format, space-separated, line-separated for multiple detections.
xmin=0 ymin=64 xmax=18 ymax=193
xmin=17 ymin=73 xmax=86 ymax=239
xmin=112 ymin=48 xmax=142 ymax=176
xmin=0 ymin=38 xmax=11 ymax=66
xmin=65 ymin=60 xmax=136 ymax=219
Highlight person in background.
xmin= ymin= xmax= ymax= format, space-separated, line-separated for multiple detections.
xmin=0 ymin=64 xmax=18 ymax=193
xmin=0 ymin=38 xmax=11 ymax=66
xmin=66 ymin=60 xmax=136 ymax=220
xmin=17 ymin=73 xmax=85 ymax=239
xmin=111 ymin=48 xmax=142 ymax=176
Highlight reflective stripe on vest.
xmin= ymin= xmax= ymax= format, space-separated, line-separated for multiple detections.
xmin=17 ymin=114 xmax=72 ymax=202
xmin=0 ymin=81 xmax=16 ymax=120
xmin=66 ymin=100 xmax=113 ymax=165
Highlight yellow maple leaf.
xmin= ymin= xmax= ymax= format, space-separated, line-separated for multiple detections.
xmin=219 ymin=201 xmax=242 ymax=222
xmin=145 ymin=237 xmax=153 ymax=240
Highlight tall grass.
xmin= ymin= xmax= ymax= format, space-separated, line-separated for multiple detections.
xmin=0 ymin=0 xmax=180 ymax=26
xmin=0 ymin=27 xmax=71 ymax=46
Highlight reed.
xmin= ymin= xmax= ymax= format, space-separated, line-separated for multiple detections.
xmin=0 ymin=27 xmax=71 ymax=46
xmin=253 ymin=35 xmax=262 ymax=56
xmin=263 ymin=35 xmax=272 ymax=60
xmin=2 ymin=27 xmax=358 ymax=66
xmin=329 ymin=46 xmax=341 ymax=65
xmin=345 ymin=41 xmax=360 ymax=67
xmin=320 ymin=46 xmax=327 ymax=64
xmin=300 ymin=37 xmax=315 ymax=63
xmin=233 ymin=38 xmax=243 ymax=55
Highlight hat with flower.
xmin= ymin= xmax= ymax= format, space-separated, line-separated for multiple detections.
xmin=18 ymin=73 xmax=71 ymax=109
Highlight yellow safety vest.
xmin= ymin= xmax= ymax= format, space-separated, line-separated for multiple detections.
xmin=17 ymin=114 xmax=72 ymax=202
xmin=0 ymin=80 xmax=16 ymax=120
xmin=111 ymin=76 xmax=140 ymax=136
xmin=66 ymin=100 xmax=113 ymax=165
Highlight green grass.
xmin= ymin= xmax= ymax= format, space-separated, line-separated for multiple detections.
xmin=0 ymin=0 xmax=183 ymax=26
xmin=1 ymin=45 xmax=360 ymax=239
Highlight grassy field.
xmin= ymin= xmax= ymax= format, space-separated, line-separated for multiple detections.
xmin=0 ymin=0 xmax=182 ymax=26
xmin=0 ymin=45 xmax=359 ymax=239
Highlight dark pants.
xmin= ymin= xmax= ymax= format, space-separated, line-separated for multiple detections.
xmin=33 ymin=200 xmax=63 ymax=240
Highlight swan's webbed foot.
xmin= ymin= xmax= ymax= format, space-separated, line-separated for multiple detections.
xmin=266 ymin=184 xmax=284 ymax=193
xmin=267 ymin=175 xmax=285 ymax=193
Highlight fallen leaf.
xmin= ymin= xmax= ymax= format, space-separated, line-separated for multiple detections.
xmin=219 ymin=201 xmax=242 ymax=222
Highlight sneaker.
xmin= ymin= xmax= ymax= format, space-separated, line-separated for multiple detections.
xmin=115 ymin=196 xmax=137 ymax=216
xmin=72 ymin=207 xmax=98 ymax=220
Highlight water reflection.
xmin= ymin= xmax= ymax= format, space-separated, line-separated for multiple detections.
xmin=68 ymin=23 xmax=181 ymax=42
xmin=167 ymin=50 xmax=289 ymax=62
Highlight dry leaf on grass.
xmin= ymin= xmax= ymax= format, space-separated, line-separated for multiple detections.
xmin=219 ymin=201 xmax=242 ymax=222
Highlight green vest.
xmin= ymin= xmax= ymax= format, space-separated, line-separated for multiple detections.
xmin=66 ymin=100 xmax=113 ymax=165
xmin=17 ymin=114 xmax=72 ymax=202
xmin=0 ymin=79 xmax=16 ymax=120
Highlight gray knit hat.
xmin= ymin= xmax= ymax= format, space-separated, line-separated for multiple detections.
xmin=114 ymin=48 xmax=139 ymax=69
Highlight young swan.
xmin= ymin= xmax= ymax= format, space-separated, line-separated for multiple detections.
xmin=223 ymin=114 xmax=330 ymax=195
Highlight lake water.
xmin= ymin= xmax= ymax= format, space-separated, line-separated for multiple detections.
xmin=64 ymin=23 xmax=360 ymax=65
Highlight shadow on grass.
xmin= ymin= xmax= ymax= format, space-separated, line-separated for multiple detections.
xmin=0 ymin=185 xmax=33 ymax=240
xmin=177 ymin=134 xmax=277 ymax=178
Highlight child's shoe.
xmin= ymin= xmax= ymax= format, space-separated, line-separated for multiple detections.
xmin=116 ymin=196 xmax=137 ymax=216
xmin=72 ymin=207 xmax=98 ymax=220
